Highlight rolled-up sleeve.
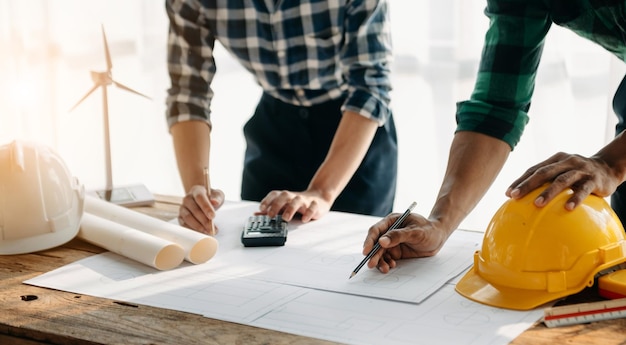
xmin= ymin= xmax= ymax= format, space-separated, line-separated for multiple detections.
xmin=340 ymin=0 xmax=393 ymax=126
xmin=165 ymin=0 xmax=216 ymax=129
xmin=456 ymin=0 xmax=551 ymax=149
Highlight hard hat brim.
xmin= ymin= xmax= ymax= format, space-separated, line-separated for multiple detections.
xmin=0 ymin=228 xmax=80 ymax=255
xmin=455 ymin=266 xmax=569 ymax=311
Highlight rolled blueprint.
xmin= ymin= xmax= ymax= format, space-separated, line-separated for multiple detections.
xmin=79 ymin=213 xmax=185 ymax=270
xmin=84 ymin=195 xmax=218 ymax=264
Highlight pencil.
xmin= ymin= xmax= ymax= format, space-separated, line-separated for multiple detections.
xmin=203 ymin=167 xmax=215 ymax=235
xmin=349 ymin=201 xmax=417 ymax=279
xmin=203 ymin=167 xmax=209 ymax=192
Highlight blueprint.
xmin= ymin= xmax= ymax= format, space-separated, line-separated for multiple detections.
xmin=25 ymin=201 xmax=544 ymax=345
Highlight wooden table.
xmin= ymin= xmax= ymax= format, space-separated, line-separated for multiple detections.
xmin=0 ymin=195 xmax=624 ymax=345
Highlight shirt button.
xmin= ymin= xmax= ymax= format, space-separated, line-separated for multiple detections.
xmin=296 ymin=89 xmax=305 ymax=97
xmin=299 ymin=109 xmax=309 ymax=119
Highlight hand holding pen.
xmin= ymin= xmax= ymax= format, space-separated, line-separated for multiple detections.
xmin=350 ymin=202 xmax=417 ymax=278
xmin=177 ymin=167 xmax=224 ymax=235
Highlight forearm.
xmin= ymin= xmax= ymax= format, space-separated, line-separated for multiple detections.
xmin=593 ymin=130 xmax=626 ymax=183
xmin=170 ymin=121 xmax=212 ymax=193
xmin=307 ymin=111 xmax=378 ymax=202
xmin=429 ymin=131 xmax=510 ymax=234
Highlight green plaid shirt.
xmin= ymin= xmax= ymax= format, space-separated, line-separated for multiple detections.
xmin=456 ymin=0 xmax=626 ymax=149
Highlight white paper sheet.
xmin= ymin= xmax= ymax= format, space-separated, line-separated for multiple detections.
xmin=192 ymin=201 xmax=481 ymax=303
xmin=25 ymin=201 xmax=544 ymax=344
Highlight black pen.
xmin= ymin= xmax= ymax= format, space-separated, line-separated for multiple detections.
xmin=349 ymin=201 xmax=417 ymax=279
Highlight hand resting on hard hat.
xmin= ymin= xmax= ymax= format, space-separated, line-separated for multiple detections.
xmin=179 ymin=185 xmax=225 ymax=235
xmin=505 ymin=151 xmax=623 ymax=211
xmin=362 ymin=212 xmax=450 ymax=273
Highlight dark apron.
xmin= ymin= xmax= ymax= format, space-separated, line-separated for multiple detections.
xmin=241 ymin=92 xmax=397 ymax=217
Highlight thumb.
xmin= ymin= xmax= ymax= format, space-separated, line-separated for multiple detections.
xmin=378 ymin=236 xmax=392 ymax=248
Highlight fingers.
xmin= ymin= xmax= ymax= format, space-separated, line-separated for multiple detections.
xmin=563 ymin=178 xmax=596 ymax=210
xmin=259 ymin=191 xmax=285 ymax=217
xmin=530 ymin=170 xmax=581 ymax=207
xmin=564 ymin=189 xmax=591 ymax=210
xmin=366 ymin=242 xmax=400 ymax=272
xmin=506 ymin=152 xmax=612 ymax=211
xmin=259 ymin=190 xmax=326 ymax=222
xmin=363 ymin=213 xmax=448 ymax=273
xmin=506 ymin=152 xmax=569 ymax=199
xmin=363 ymin=215 xmax=401 ymax=269
xmin=374 ymin=253 xmax=395 ymax=274
xmin=273 ymin=194 xmax=308 ymax=221
xmin=379 ymin=252 xmax=398 ymax=273
xmin=194 ymin=186 xmax=217 ymax=220
xmin=178 ymin=201 xmax=215 ymax=235
xmin=209 ymin=188 xmax=225 ymax=209
xmin=299 ymin=203 xmax=318 ymax=223
xmin=179 ymin=185 xmax=220 ymax=235
xmin=362 ymin=216 xmax=397 ymax=254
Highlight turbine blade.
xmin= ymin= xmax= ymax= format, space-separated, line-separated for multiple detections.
xmin=69 ymin=84 xmax=100 ymax=112
xmin=101 ymin=24 xmax=112 ymax=71
xmin=112 ymin=80 xmax=151 ymax=100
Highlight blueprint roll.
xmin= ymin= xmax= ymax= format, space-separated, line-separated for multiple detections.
xmin=84 ymin=195 xmax=218 ymax=264
xmin=79 ymin=213 xmax=185 ymax=270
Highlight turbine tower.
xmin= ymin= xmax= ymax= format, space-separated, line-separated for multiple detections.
xmin=69 ymin=24 xmax=154 ymax=206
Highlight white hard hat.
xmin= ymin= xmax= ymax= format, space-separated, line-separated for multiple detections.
xmin=0 ymin=140 xmax=84 ymax=254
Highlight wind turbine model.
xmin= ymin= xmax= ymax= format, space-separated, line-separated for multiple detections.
xmin=70 ymin=24 xmax=155 ymax=207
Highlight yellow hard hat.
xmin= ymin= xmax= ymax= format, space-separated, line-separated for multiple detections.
xmin=456 ymin=185 xmax=626 ymax=310
xmin=0 ymin=140 xmax=84 ymax=254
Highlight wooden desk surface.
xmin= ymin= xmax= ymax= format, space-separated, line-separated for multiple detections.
xmin=0 ymin=195 xmax=624 ymax=345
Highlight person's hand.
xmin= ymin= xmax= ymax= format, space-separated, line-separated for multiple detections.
xmin=178 ymin=185 xmax=225 ymax=235
xmin=506 ymin=152 xmax=621 ymax=210
xmin=363 ymin=213 xmax=451 ymax=273
xmin=258 ymin=190 xmax=332 ymax=222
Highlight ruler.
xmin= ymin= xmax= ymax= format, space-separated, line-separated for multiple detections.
xmin=543 ymin=298 xmax=626 ymax=328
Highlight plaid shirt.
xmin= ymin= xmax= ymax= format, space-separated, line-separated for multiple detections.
xmin=456 ymin=0 xmax=626 ymax=149
xmin=165 ymin=0 xmax=392 ymax=128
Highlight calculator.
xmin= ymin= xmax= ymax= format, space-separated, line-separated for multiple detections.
xmin=241 ymin=215 xmax=288 ymax=247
